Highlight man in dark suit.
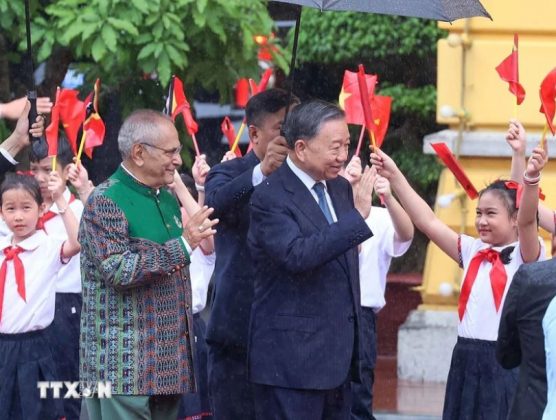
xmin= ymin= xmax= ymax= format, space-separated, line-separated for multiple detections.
xmin=247 ymin=100 xmax=375 ymax=419
xmin=204 ymin=88 xmax=298 ymax=419
xmin=497 ymin=257 xmax=556 ymax=420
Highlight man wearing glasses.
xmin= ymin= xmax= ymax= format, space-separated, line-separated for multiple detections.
xmin=79 ymin=110 xmax=218 ymax=420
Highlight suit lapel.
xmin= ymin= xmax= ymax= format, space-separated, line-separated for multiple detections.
xmin=280 ymin=164 xmax=329 ymax=230
xmin=327 ymin=178 xmax=353 ymax=278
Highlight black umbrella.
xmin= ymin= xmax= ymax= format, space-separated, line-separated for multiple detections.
xmin=24 ymin=0 xmax=48 ymax=157
xmin=272 ymin=0 xmax=492 ymax=114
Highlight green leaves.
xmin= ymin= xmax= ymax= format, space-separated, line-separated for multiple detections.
xmin=1 ymin=0 xmax=279 ymax=103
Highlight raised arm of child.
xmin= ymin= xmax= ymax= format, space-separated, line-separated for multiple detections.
xmin=371 ymin=149 xmax=459 ymax=262
xmin=48 ymin=171 xmax=80 ymax=258
xmin=506 ymin=120 xmax=554 ymax=233
xmin=67 ymin=162 xmax=94 ymax=204
xmin=374 ymin=175 xmax=414 ymax=243
xmin=172 ymin=171 xmax=214 ymax=254
xmin=192 ymin=154 xmax=210 ymax=207
xmin=518 ymin=147 xmax=548 ymax=262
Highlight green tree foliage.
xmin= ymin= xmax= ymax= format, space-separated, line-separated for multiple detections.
xmin=0 ymin=0 xmax=285 ymax=107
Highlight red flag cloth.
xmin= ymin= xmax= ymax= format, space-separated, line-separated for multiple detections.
xmin=370 ymin=95 xmax=392 ymax=148
xmin=167 ymin=76 xmax=199 ymax=136
xmin=0 ymin=246 xmax=25 ymax=324
xmin=495 ymin=34 xmax=526 ymax=105
xmin=248 ymin=79 xmax=258 ymax=97
xmin=258 ymin=68 xmax=273 ymax=92
xmin=357 ymin=64 xmax=377 ymax=133
xmin=430 ymin=142 xmax=479 ymax=199
xmin=221 ymin=117 xmax=242 ymax=157
xmin=83 ymin=79 xmax=106 ymax=159
xmin=458 ymin=248 xmax=507 ymax=320
xmin=58 ymin=89 xmax=86 ymax=154
xmin=338 ymin=69 xmax=377 ymax=126
xmin=540 ymin=67 xmax=556 ymax=135
xmin=45 ymin=87 xmax=61 ymax=156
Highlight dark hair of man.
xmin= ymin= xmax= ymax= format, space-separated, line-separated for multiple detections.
xmin=29 ymin=135 xmax=74 ymax=168
xmin=282 ymin=100 xmax=345 ymax=149
xmin=0 ymin=173 xmax=43 ymax=206
xmin=245 ymin=88 xmax=298 ymax=127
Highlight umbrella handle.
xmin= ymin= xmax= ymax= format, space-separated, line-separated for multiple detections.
xmin=27 ymin=90 xmax=40 ymax=144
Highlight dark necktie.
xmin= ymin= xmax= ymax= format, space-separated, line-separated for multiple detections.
xmin=313 ymin=182 xmax=334 ymax=224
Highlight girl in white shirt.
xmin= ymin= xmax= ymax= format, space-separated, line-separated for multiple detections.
xmin=371 ymin=146 xmax=546 ymax=420
xmin=0 ymin=172 xmax=80 ymax=420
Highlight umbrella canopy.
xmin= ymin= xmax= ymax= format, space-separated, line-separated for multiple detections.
xmin=272 ymin=0 xmax=491 ymax=116
xmin=273 ymin=0 xmax=490 ymax=22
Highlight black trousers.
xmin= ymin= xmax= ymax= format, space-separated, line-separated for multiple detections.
xmin=350 ymin=307 xmax=377 ymax=420
xmin=207 ymin=343 xmax=255 ymax=420
xmin=253 ymin=380 xmax=352 ymax=420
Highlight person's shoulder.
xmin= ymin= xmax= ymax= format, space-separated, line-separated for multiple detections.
xmin=211 ymin=152 xmax=258 ymax=175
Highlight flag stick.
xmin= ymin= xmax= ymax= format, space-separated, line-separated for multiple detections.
xmin=191 ymin=133 xmax=201 ymax=157
xmin=369 ymin=128 xmax=377 ymax=150
xmin=231 ymin=121 xmax=246 ymax=153
xmin=539 ymin=124 xmax=548 ymax=150
xmin=76 ymin=130 xmax=86 ymax=164
xmin=355 ymin=125 xmax=365 ymax=156
xmin=51 ymin=156 xmax=57 ymax=172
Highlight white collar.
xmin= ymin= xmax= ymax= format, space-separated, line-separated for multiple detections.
xmin=0 ymin=230 xmax=47 ymax=252
xmin=286 ymin=156 xmax=326 ymax=193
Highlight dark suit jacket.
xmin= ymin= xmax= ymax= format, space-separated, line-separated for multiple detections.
xmin=204 ymin=151 xmax=260 ymax=350
xmin=497 ymin=258 xmax=556 ymax=420
xmin=247 ymin=162 xmax=373 ymax=390
xmin=0 ymin=153 xmax=16 ymax=176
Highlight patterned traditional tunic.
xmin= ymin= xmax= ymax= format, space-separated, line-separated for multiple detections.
xmin=79 ymin=166 xmax=195 ymax=395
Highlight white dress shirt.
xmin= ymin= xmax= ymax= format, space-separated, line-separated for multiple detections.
xmin=190 ymin=247 xmax=216 ymax=315
xmin=41 ymin=188 xmax=83 ymax=293
xmin=458 ymin=234 xmax=546 ymax=341
xmin=359 ymin=207 xmax=412 ymax=310
xmin=0 ymin=230 xmax=67 ymax=333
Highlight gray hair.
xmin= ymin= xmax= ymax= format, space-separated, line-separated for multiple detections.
xmin=118 ymin=110 xmax=173 ymax=159
xmin=282 ymin=100 xmax=345 ymax=149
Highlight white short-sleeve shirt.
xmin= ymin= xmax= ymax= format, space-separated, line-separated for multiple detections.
xmin=0 ymin=230 xmax=67 ymax=333
xmin=190 ymin=247 xmax=216 ymax=315
xmin=359 ymin=207 xmax=412 ymax=310
xmin=458 ymin=234 xmax=546 ymax=340
xmin=0 ymin=188 xmax=83 ymax=293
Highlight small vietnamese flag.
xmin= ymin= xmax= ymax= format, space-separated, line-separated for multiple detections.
xmin=540 ymin=67 xmax=556 ymax=135
xmin=495 ymin=34 xmax=526 ymax=105
xmin=371 ymin=95 xmax=392 ymax=148
xmin=357 ymin=64 xmax=377 ymax=135
xmin=431 ymin=142 xmax=478 ymax=199
xmin=45 ymin=87 xmax=61 ymax=157
xmin=58 ymin=89 xmax=87 ymax=154
xmin=221 ymin=117 xmax=242 ymax=157
xmin=338 ymin=69 xmax=377 ymax=126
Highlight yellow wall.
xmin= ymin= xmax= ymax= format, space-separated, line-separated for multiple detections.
xmin=436 ymin=0 xmax=556 ymax=131
xmin=422 ymin=2 xmax=556 ymax=309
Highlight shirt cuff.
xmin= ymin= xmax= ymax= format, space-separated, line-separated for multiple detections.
xmin=180 ymin=236 xmax=193 ymax=255
xmin=0 ymin=147 xmax=18 ymax=165
xmin=252 ymin=163 xmax=265 ymax=186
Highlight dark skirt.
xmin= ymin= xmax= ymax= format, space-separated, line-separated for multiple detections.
xmin=178 ymin=313 xmax=212 ymax=420
xmin=46 ymin=292 xmax=82 ymax=420
xmin=0 ymin=328 xmax=65 ymax=420
xmin=443 ymin=336 xmax=518 ymax=420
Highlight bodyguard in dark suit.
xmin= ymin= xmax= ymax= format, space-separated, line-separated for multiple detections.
xmin=497 ymin=258 xmax=556 ymax=419
xmin=247 ymin=100 xmax=375 ymax=419
xmin=204 ymin=89 xmax=298 ymax=419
